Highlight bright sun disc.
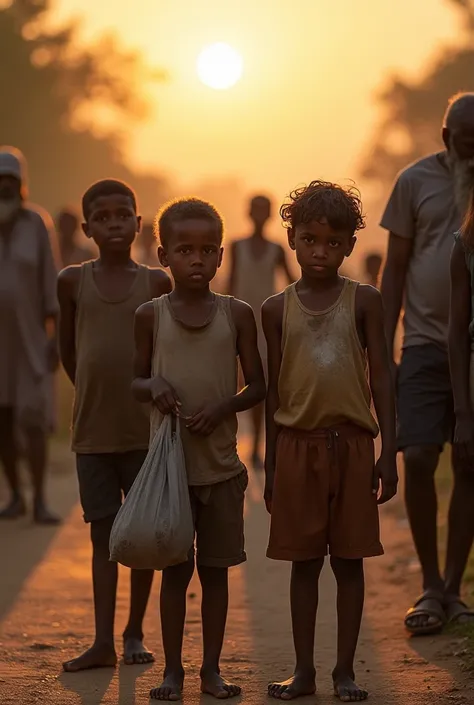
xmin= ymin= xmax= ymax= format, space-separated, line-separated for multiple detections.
xmin=197 ymin=43 xmax=243 ymax=90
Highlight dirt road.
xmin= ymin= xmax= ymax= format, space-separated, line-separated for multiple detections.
xmin=0 ymin=436 xmax=473 ymax=704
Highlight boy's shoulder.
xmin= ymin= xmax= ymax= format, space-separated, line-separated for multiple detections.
xmin=354 ymin=281 xmax=382 ymax=314
xmin=262 ymin=290 xmax=286 ymax=315
xmin=147 ymin=266 xmax=172 ymax=296
xmin=57 ymin=261 xmax=92 ymax=299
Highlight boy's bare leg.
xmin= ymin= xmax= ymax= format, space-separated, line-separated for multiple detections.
xmin=199 ymin=564 xmax=241 ymax=699
xmin=269 ymin=558 xmax=323 ymax=700
xmin=150 ymin=557 xmax=194 ymax=701
xmin=0 ymin=414 xmax=25 ymax=518
xmin=251 ymin=403 xmax=264 ymax=469
xmin=330 ymin=557 xmax=368 ymax=702
xmin=25 ymin=427 xmax=60 ymax=524
xmin=444 ymin=458 xmax=474 ymax=622
xmin=123 ymin=569 xmax=155 ymax=664
xmin=63 ymin=517 xmax=118 ymax=672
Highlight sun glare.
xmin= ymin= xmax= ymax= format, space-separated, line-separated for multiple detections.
xmin=197 ymin=43 xmax=243 ymax=90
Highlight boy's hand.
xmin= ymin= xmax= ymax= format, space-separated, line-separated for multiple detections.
xmin=150 ymin=376 xmax=181 ymax=415
xmin=186 ymin=400 xmax=229 ymax=436
xmin=453 ymin=411 xmax=474 ymax=471
xmin=373 ymin=451 xmax=398 ymax=505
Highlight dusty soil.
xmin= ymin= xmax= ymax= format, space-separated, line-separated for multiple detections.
xmin=0 ymin=434 xmax=473 ymax=704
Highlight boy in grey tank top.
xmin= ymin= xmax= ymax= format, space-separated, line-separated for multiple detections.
xmin=58 ymin=180 xmax=171 ymax=673
xmin=132 ymin=198 xmax=266 ymax=700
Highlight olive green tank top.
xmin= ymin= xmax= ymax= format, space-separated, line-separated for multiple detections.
xmin=150 ymin=294 xmax=245 ymax=486
xmin=72 ymin=262 xmax=151 ymax=453
xmin=275 ymin=280 xmax=379 ymax=436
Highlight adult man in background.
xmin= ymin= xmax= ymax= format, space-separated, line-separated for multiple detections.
xmin=381 ymin=93 xmax=474 ymax=634
xmin=0 ymin=147 xmax=60 ymax=524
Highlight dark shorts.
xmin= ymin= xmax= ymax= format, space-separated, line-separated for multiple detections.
xmin=267 ymin=425 xmax=383 ymax=561
xmin=189 ymin=470 xmax=248 ymax=568
xmin=76 ymin=450 xmax=148 ymax=523
xmin=397 ymin=344 xmax=454 ymax=451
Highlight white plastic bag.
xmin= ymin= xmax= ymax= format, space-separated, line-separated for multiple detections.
xmin=109 ymin=415 xmax=193 ymax=570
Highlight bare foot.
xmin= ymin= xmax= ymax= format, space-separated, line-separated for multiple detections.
xmin=123 ymin=637 xmax=154 ymax=665
xmin=201 ymin=671 xmax=241 ymax=699
xmin=150 ymin=672 xmax=184 ymax=701
xmin=333 ymin=675 xmax=368 ymax=702
xmin=34 ymin=502 xmax=61 ymax=525
xmin=268 ymin=672 xmax=316 ymax=700
xmin=0 ymin=496 xmax=26 ymax=520
xmin=62 ymin=643 xmax=117 ymax=672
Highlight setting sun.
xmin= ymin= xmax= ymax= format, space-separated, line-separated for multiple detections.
xmin=196 ymin=43 xmax=243 ymax=91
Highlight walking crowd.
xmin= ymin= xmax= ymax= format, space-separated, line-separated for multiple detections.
xmin=1 ymin=91 xmax=474 ymax=702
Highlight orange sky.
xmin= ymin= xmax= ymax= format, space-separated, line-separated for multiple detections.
xmin=53 ymin=0 xmax=458 ymax=245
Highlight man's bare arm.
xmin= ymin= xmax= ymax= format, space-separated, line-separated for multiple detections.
xmin=227 ymin=241 xmax=238 ymax=296
xmin=380 ymin=233 xmax=413 ymax=359
xmin=57 ymin=267 xmax=81 ymax=385
xmin=449 ymin=239 xmax=472 ymax=418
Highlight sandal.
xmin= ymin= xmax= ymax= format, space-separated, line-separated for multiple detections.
xmin=444 ymin=595 xmax=474 ymax=625
xmin=404 ymin=590 xmax=446 ymax=635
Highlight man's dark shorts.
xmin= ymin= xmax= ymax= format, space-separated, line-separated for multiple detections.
xmin=76 ymin=450 xmax=148 ymax=523
xmin=397 ymin=343 xmax=454 ymax=451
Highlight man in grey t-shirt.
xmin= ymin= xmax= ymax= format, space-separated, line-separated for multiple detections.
xmin=381 ymin=93 xmax=474 ymax=634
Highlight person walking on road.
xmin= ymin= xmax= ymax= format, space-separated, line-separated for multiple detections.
xmin=0 ymin=146 xmax=60 ymax=524
xmin=381 ymin=92 xmax=474 ymax=635
xmin=228 ymin=195 xmax=293 ymax=469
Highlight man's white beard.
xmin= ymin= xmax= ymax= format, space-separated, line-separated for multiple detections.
xmin=0 ymin=197 xmax=21 ymax=225
xmin=448 ymin=150 xmax=474 ymax=218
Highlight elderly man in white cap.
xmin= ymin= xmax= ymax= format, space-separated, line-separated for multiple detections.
xmin=0 ymin=146 xmax=60 ymax=524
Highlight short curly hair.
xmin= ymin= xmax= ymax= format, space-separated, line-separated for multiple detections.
xmin=280 ymin=180 xmax=366 ymax=235
xmin=155 ymin=197 xmax=224 ymax=248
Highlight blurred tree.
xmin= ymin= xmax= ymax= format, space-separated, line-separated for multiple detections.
xmin=359 ymin=0 xmax=474 ymax=196
xmin=0 ymin=0 xmax=169 ymax=216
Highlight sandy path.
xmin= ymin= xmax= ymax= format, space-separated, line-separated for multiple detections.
xmin=0 ymin=436 xmax=473 ymax=704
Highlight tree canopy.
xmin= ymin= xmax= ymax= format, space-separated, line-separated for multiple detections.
xmin=0 ymin=0 xmax=168 ymax=217
xmin=359 ymin=0 xmax=474 ymax=195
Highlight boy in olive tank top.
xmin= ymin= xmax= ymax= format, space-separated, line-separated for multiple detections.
xmin=57 ymin=180 xmax=171 ymax=672
xmin=262 ymin=181 xmax=397 ymax=702
xmin=132 ymin=198 xmax=266 ymax=700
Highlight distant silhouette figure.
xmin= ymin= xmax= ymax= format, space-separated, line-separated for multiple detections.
xmin=228 ymin=195 xmax=293 ymax=469
xmin=364 ymin=252 xmax=383 ymax=288
xmin=57 ymin=208 xmax=94 ymax=267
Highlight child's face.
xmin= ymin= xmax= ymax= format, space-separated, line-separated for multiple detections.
xmin=159 ymin=218 xmax=223 ymax=289
xmin=289 ymin=218 xmax=355 ymax=279
xmin=82 ymin=194 xmax=140 ymax=252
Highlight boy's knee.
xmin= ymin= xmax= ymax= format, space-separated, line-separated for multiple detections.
xmin=162 ymin=556 xmax=195 ymax=589
xmin=90 ymin=516 xmax=115 ymax=550
xmin=330 ymin=556 xmax=364 ymax=581
xmin=197 ymin=564 xmax=228 ymax=587
xmin=404 ymin=445 xmax=439 ymax=479
xmin=292 ymin=557 xmax=325 ymax=579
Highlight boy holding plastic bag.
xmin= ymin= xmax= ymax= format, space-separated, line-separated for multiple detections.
xmin=132 ymin=198 xmax=266 ymax=701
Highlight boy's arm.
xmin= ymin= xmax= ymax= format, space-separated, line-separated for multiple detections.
xmin=261 ymin=293 xmax=284 ymax=513
xmin=149 ymin=267 xmax=172 ymax=298
xmin=186 ymin=299 xmax=266 ymax=435
xmin=449 ymin=239 xmax=474 ymax=460
xmin=57 ymin=266 xmax=81 ymax=385
xmin=359 ymin=285 xmax=398 ymax=504
xmin=277 ymin=244 xmax=294 ymax=285
xmin=132 ymin=302 xmax=180 ymax=413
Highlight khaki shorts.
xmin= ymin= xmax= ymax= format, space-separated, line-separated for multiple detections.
xmin=267 ymin=425 xmax=383 ymax=561
xmin=189 ymin=469 xmax=248 ymax=568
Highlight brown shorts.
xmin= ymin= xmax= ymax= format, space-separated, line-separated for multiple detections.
xmin=189 ymin=469 xmax=248 ymax=568
xmin=267 ymin=425 xmax=383 ymax=561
